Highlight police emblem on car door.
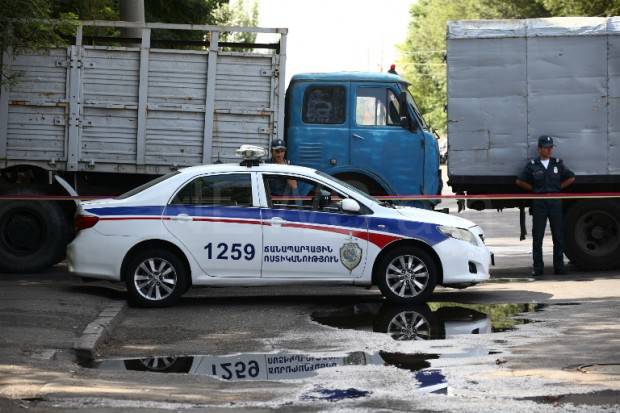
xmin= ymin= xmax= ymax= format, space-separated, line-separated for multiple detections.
xmin=340 ymin=238 xmax=362 ymax=271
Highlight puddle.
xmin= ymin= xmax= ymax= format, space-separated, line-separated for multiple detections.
xmin=311 ymin=302 xmax=544 ymax=341
xmin=578 ymin=363 xmax=620 ymax=376
xmin=523 ymin=390 xmax=620 ymax=407
xmin=83 ymin=350 xmax=447 ymax=394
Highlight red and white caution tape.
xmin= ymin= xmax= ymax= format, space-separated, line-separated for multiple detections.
xmin=2 ymin=192 xmax=620 ymax=202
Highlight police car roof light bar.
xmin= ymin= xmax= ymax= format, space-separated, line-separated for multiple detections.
xmin=236 ymin=145 xmax=267 ymax=167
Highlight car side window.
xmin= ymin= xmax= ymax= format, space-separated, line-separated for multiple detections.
xmin=263 ymin=174 xmax=347 ymax=213
xmin=302 ymin=86 xmax=346 ymax=124
xmin=356 ymin=87 xmax=400 ymax=127
xmin=171 ymin=173 xmax=253 ymax=207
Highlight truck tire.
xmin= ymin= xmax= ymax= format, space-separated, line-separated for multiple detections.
xmin=0 ymin=200 xmax=69 ymax=273
xmin=564 ymin=200 xmax=620 ymax=270
xmin=345 ymin=179 xmax=370 ymax=194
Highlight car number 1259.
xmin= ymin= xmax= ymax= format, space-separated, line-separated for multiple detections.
xmin=210 ymin=360 xmax=260 ymax=380
xmin=204 ymin=242 xmax=255 ymax=260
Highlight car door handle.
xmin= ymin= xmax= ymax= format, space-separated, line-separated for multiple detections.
xmin=352 ymin=134 xmax=365 ymax=140
xmin=171 ymin=214 xmax=192 ymax=222
xmin=268 ymin=217 xmax=287 ymax=226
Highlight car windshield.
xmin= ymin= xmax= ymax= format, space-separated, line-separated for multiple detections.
xmin=116 ymin=171 xmax=180 ymax=200
xmin=315 ymin=171 xmax=379 ymax=205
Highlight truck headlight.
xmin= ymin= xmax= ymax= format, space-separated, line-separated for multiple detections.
xmin=437 ymin=226 xmax=478 ymax=246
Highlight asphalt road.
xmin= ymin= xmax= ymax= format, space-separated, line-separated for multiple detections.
xmin=1 ymin=204 xmax=619 ymax=412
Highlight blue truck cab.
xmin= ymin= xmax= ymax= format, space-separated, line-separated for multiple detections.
xmin=285 ymin=72 xmax=441 ymax=204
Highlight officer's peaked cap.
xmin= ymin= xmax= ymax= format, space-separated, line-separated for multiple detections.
xmin=271 ymin=139 xmax=286 ymax=150
xmin=538 ymin=135 xmax=554 ymax=148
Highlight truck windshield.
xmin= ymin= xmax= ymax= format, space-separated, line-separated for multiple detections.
xmin=116 ymin=171 xmax=180 ymax=200
xmin=404 ymin=88 xmax=428 ymax=130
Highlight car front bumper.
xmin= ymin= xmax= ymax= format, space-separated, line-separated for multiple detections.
xmin=433 ymin=237 xmax=491 ymax=285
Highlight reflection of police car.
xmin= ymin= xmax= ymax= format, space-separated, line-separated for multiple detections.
xmin=312 ymin=302 xmax=492 ymax=341
xmin=91 ymin=351 xmax=448 ymax=394
xmin=68 ymin=146 xmax=491 ymax=307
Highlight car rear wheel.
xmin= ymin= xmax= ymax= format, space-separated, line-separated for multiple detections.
xmin=376 ymin=246 xmax=437 ymax=304
xmin=125 ymin=248 xmax=189 ymax=308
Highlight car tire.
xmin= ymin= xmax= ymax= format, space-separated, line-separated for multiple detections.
xmin=376 ymin=246 xmax=438 ymax=304
xmin=373 ymin=303 xmax=444 ymax=341
xmin=0 ymin=199 xmax=68 ymax=273
xmin=125 ymin=248 xmax=189 ymax=308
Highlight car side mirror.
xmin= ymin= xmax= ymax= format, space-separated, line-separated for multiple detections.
xmin=341 ymin=198 xmax=361 ymax=213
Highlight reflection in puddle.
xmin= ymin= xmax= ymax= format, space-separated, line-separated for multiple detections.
xmin=311 ymin=302 xmax=543 ymax=341
xmin=83 ymin=303 xmax=551 ymax=401
xmin=84 ymin=351 xmax=447 ymax=395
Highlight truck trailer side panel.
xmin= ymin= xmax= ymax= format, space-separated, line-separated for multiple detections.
xmin=0 ymin=23 xmax=285 ymax=174
xmin=447 ymin=17 xmax=620 ymax=181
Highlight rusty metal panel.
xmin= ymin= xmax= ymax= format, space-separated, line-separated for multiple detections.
xmin=2 ymin=22 xmax=285 ymax=173
xmin=211 ymin=53 xmax=274 ymax=162
xmin=4 ymin=48 xmax=67 ymax=162
xmin=80 ymin=47 xmax=139 ymax=163
xmin=144 ymin=49 xmax=208 ymax=166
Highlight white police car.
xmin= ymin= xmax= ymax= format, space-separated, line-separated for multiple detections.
xmin=67 ymin=146 xmax=491 ymax=307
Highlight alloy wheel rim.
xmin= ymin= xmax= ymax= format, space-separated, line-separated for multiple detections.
xmin=385 ymin=254 xmax=429 ymax=298
xmin=134 ymin=258 xmax=177 ymax=301
xmin=387 ymin=310 xmax=431 ymax=341
xmin=139 ymin=357 xmax=176 ymax=371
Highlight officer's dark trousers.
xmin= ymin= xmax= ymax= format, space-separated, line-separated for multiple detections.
xmin=532 ymin=199 xmax=564 ymax=273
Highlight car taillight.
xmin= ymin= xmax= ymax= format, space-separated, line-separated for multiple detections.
xmin=75 ymin=214 xmax=99 ymax=231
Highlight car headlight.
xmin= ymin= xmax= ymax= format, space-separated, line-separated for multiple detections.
xmin=437 ymin=225 xmax=478 ymax=246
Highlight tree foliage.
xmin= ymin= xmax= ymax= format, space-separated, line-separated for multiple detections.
xmin=145 ymin=0 xmax=225 ymax=42
xmin=399 ymin=0 xmax=616 ymax=134
xmin=212 ymin=0 xmax=259 ymax=46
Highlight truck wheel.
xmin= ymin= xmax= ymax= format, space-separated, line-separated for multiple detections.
xmin=376 ymin=246 xmax=438 ymax=304
xmin=0 ymin=200 xmax=68 ymax=273
xmin=124 ymin=248 xmax=189 ymax=308
xmin=345 ymin=179 xmax=370 ymax=194
xmin=564 ymin=200 xmax=620 ymax=270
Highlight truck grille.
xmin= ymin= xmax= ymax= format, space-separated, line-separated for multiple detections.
xmin=298 ymin=143 xmax=323 ymax=165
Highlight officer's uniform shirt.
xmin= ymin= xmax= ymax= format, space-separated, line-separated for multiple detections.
xmin=265 ymin=158 xmax=291 ymax=196
xmin=518 ymin=157 xmax=575 ymax=193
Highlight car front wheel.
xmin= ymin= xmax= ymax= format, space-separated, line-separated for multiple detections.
xmin=125 ymin=248 xmax=189 ymax=308
xmin=376 ymin=247 xmax=438 ymax=304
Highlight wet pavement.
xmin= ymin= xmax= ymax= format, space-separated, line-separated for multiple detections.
xmin=1 ymin=201 xmax=620 ymax=411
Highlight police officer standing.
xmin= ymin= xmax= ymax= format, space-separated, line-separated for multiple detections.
xmin=266 ymin=138 xmax=297 ymax=197
xmin=516 ymin=136 xmax=575 ymax=276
